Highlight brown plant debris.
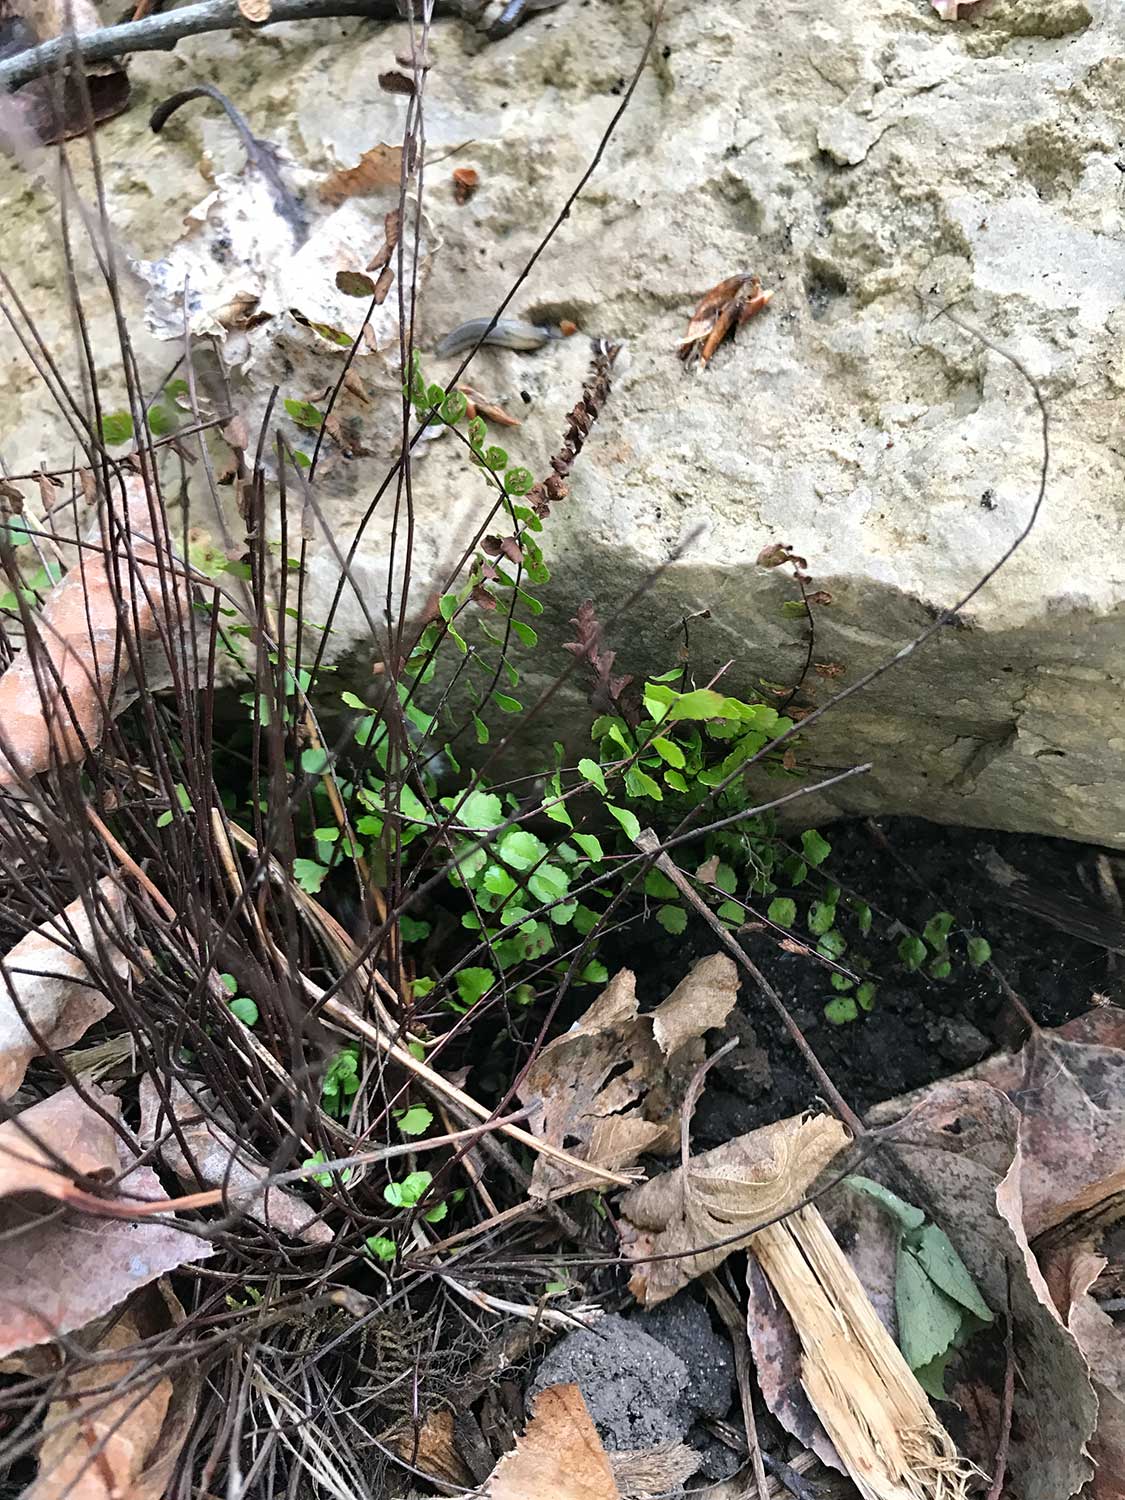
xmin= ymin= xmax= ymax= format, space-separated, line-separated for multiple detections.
xmin=563 ymin=599 xmax=632 ymax=715
xmin=0 ymin=474 xmax=184 ymax=789
xmin=618 ymin=1111 xmax=850 ymax=1305
xmin=0 ymin=878 xmax=132 ymax=1098
xmin=452 ymin=165 xmax=480 ymax=203
xmin=518 ymin=956 xmax=739 ymax=1195
xmin=677 ymin=273 xmax=773 ymax=368
xmin=1042 ymin=1240 xmax=1125 ymax=1500
xmin=138 ymin=1075 xmax=332 ymax=1245
xmin=487 ymin=1383 xmax=620 ymax=1500
xmin=847 ymin=1016 xmax=1125 ymax=1500
xmin=3 ymin=0 xmax=130 ymax=144
xmin=22 ymin=1281 xmax=200 ymax=1500
xmin=0 ymin=1086 xmax=211 ymax=1357
xmin=524 ymin=339 xmax=621 ymax=517
xmin=749 ymin=1204 xmax=978 ymax=1500
xmin=319 ymin=143 xmax=404 ymax=206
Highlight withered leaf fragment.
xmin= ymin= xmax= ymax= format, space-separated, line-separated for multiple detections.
xmin=0 ymin=878 xmax=131 ymax=1098
xmin=619 ymin=1111 xmax=850 ymax=1305
xmin=518 ymin=957 xmax=738 ymax=1194
xmin=487 ymin=1384 xmax=620 ymax=1500
xmin=319 ymin=145 xmax=404 ymax=207
xmin=139 ymin=1076 xmax=331 ymax=1245
xmin=0 ymin=1087 xmax=211 ymax=1357
xmin=453 ymin=166 xmax=481 ymax=203
xmin=678 ymin=273 xmax=773 ymax=368
xmin=23 ymin=1282 xmax=200 ymax=1500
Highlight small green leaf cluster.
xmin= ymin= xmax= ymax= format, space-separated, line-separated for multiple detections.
xmin=321 ymin=1047 xmax=360 ymax=1118
xmin=897 ymin=912 xmax=991 ymax=979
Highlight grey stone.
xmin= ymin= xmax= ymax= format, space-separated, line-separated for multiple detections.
xmin=4 ymin=0 xmax=1125 ymax=843
xmin=636 ymin=1294 xmax=734 ymax=1423
xmin=529 ymin=1313 xmax=691 ymax=1451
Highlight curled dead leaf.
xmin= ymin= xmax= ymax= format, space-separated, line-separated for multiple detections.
xmin=518 ymin=957 xmax=739 ymax=1194
xmin=0 ymin=878 xmax=132 ymax=1098
xmin=678 ymin=273 xmax=773 ymax=368
xmin=619 ymin=1112 xmax=850 ymax=1305
xmin=452 ymin=165 xmax=480 ymax=203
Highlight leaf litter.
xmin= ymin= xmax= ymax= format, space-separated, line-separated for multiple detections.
xmin=516 ymin=954 xmax=739 ymax=1194
xmin=20 ymin=1281 xmax=201 ymax=1500
xmin=0 ymin=1086 xmax=211 ymax=1358
xmin=138 ymin=1075 xmax=332 ymax=1246
xmin=0 ymin=877 xmax=132 ymax=1098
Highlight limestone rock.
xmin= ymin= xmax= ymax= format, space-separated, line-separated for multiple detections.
xmin=1 ymin=0 xmax=1124 ymax=842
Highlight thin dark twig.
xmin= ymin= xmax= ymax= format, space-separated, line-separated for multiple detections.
xmin=0 ymin=0 xmax=465 ymax=92
xmin=762 ymin=1451 xmax=823 ymax=1500
xmin=985 ymin=1265 xmax=1015 ymax=1500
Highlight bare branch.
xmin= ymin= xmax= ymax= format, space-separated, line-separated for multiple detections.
xmin=0 ymin=0 xmax=459 ymax=93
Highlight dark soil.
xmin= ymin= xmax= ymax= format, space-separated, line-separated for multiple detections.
xmin=613 ymin=816 xmax=1119 ymax=1145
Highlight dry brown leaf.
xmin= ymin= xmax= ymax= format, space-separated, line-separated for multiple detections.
xmin=1042 ymin=1241 xmax=1125 ymax=1500
xmin=677 ymin=273 xmax=773 ymax=367
xmin=237 ymin=0 xmax=270 ymax=17
xmin=0 ymin=879 xmax=131 ymax=1097
xmin=452 ymin=165 xmax=481 ymax=203
xmin=388 ymin=1409 xmax=473 ymax=1487
xmin=0 ymin=1087 xmax=212 ymax=1357
xmin=518 ymin=956 xmax=738 ymax=1194
xmin=487 ymin=1384 xmax=620 ymax=1500
xmin=139 ymin=1075 xmax=331 ymax=1245
xmin=0 ymin=475 xmax=186 ymax=788
xmin=619 ymin=1112 xmax=850 ymax=1305
xmin=319 ymin=144 xmax=404 ymax=206
xmin=24 ymin=1281 xmax=199 ymax=1500
xmin=869 ymin=1012 xmax=1125 ymax=1237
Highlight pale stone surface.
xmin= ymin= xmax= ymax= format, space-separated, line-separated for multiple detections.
xmin=2 ymin=0 xmax=1125 ymax=841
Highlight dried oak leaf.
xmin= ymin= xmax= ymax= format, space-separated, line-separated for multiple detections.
xmin=0 ymin=1087 xmax=212 ymax=1358
xmin=487 ymin=1384 xmax=620 ymax=1500
xmin=319 ymin=144 xmax=404 ymax=206
xmin=23 ymin=1281 xmax=200 ymax=1500
xmin=0 ymin=878 xmax=132 ymax=1098
xmin=138 ymin=1076 xmax=331 ymax=1245
xmin=619 ymin=1111 xmax=850 ymax=1305
xmin=518 ymin=957 xmax=738 ymax=1195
